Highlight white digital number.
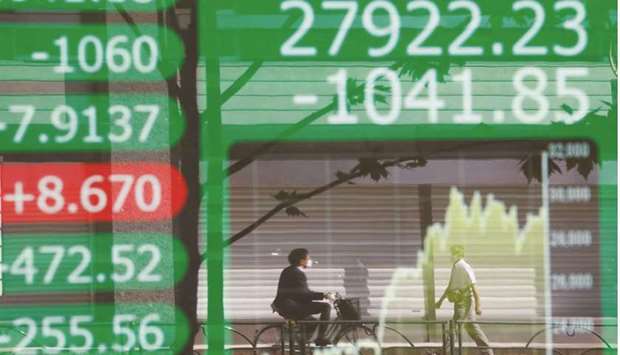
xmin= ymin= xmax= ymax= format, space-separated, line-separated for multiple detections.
xmin=550 ymin=230 xmax=592 ymax=248
xmin=81 ymin=175 xmax=107 ymax=213
xmin=112 ymin=244 xmax=136 ymax=283
xmin=407 ymin=0 xmax=442 ymax=56
xmin=108 ymin=105 xmax=133 ymax=143
xmin=553 ymin=0 xmax=587 ymax=56
xmin=110 ymin=174 xmax=135 ymax=213
xmin=555 ymin=68 xmax=588 ymax=124
xmin=512 ymin=67 xmax=548 ymax=124
xmin=452 ymin=68 xmax=481 ymax=123
xmin=327 ymin=69 xmax=359 ymax=124
xmin=363 ymin=1 xmax=400 ymax=57
xmin=51 ymin=105 xmax=79 ymax=143
xmin=403 ymin=69 xmax=445 ymax=123
xmin=139 ymin=314 xmax=165 ymax=350
xmin=107 ymin=35 xmax=132 ymax=73
xmin=322 ymin=1 xmax=358 ymax=56
xmin=135 ymin=104 xmax=160 ymax=142
xmin=549 ymin=186 xmax=592 ymax=203
xmin=112 ymin=314 xmax=137 ymax=352
xmin=42 ymin=316 xmax=66 ymax=354
xmin=11 ymin=247 xmax=37 ymax=284
xmin=80 ymin=174 xmax=162 ymax=213
xmin=82 ymin=106 xmax=103 ymax=143
xmin=67 ymin=245 xmax=92 ymax=284
xmin=448 ymin=1 xmax=483 ymax=56
xmin=137 ymin=244 xmax=162 ymax=283
xmin=132 ymin=35 xmax=159 ymax=73
xmin=10 ymin=105 xmax=35 ymax=143
xmin=512 ymin=0 xmax=547 ymax=55
xmin=281 ymin=0 xmax=316 ymax=56
xmin=11 ymin=314 xmax=160 ymax=354
xmin=69 ymin=316 xmax=94 ymax=354
xmin=39 ymin=245 xmax=65 ymax=284
xmin=54 ymin=35 xmax=160 ymax=74
xmin=78 ymin=35 xmax=105 ymax=73
xmin=134 ymin=174 xmax=162 ymax=212
xmin=365 ymin=68 xmax=401 ymax=124
xmin=13 ymin=317 xmax=37 ymax=353
xmin=37 ymin=175 xmax=65 ymax=214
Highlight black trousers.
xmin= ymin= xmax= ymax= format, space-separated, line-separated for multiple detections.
xmin=277 ymin=299 xmax=332 ymax=339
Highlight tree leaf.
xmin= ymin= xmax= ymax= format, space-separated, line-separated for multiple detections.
xmin=560 ymin=104 xmax=574 ymax=114
xmin=346 ymin=78 xmax=364 ymax=106
xmin=357 ymin=158 xmax=390 ymax=182
xmin=273 ymin=190 xmax=301 ymax=202
xmin=285 ymin=206 xmax=307 ymax=217
xmin=336 ymin=170 xmax=349 ymax=180
xmin=576 ymin=158 xmax=595 ymax=179
xmin=393 ymin=59 xmax=454 ymax=83
xmin=403 ymin=157 xmax=428 ymax=169
xmin=273 ymin=190 xmax=290 ymax=202
xmin=565 ymin=158 xmax=578 ymax=171
xmin=519 ymin=155 xmax=562 ymax=183
xmin=565 ymin=157 xmax=597 ymax=180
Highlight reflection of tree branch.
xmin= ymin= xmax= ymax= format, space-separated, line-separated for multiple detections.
xmin=223 ymin=63 xmax=413 ymax=179
xmin=115 ymin=4 xmax=181 ymax=94
xmin=221 ymin=60 xmax=264 ymax=103
xmin=162 ymin=4 xmax=201 ymax=354
xmin=115 ymin=5 xmax=139 ymax=33
xmin=221 ymin=13 xmax=303 ymax=104
xmin=609 ymin=38 xmax=617 ymax=77
xmin=218 ymin=157 xmax=415 ymax=255
xmin=226 ymin=103 xmax=336 ymax=176
xmin=193 ymin=141 xmax=504 ymax=264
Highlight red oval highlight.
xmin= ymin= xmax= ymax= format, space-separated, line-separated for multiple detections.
xmin=0 ymin=163 xmax=187 ymax=223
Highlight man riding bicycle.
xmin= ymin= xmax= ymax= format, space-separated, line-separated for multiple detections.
xmin=272 ymin=248 xmax=336 ymax=346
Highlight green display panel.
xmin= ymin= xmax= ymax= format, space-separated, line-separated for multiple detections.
xmin=0 ymin=0 xmax=179 ymax=12
xmin=0 ymin=0 xmax=614 ymax=354
xmin=1 ymin=233 xmax=188 ymax=293
xmin=213 ymin=0 xmax=613 ymax=61
xmin=198 ymin=0 xmax=618 ymax=353
xmin=0 ymin=304 xmax=188 ymax=353
xmin=0 ymin=24 xmax=184 ymax=81
xmin=0 ymin=95 xmax=185 ymax=151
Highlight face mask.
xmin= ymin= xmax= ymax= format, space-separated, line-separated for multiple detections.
xmin=305 ymin=258 xmax=313 ymax=268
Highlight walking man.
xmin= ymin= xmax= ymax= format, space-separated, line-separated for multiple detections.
xmin=436 ymin=245 xmax=494 ymax=355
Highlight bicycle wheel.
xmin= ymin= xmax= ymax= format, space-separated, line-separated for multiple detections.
xmin=333 ymin=325 xmax=378 ymax=353
xmin=254 ymin=325 xmax=286 ymax=355
xmin=381 ymin=325 xmax=417 ymax=348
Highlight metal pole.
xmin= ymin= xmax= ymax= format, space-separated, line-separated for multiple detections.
xmin=441 ymin=322 xmax=447 ymax=355
xmin=456 ymin=321 xmax=463 ymax=355
xmin=449 ymin=320 xmax=455 ymax=355
xmin=201 ymin=0 xmax=226 ymax=352
xmin=288 ymin=321 xmax=295 ymax=355
xmin=280 ymin=324 xmax=285 ymax=355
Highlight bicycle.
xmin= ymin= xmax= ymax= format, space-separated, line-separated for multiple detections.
xmin=254 ymin=294 xmax=377 ymax=355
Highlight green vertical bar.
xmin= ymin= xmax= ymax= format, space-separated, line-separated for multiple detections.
xmin=601 ymin=78 xmax=617 ymax=355
xmin=200 ymin=0 xmax=225 ymax=353
xmin=600 ymin=182 xmax=617 ymax=355
xmin=599 ymin=167 xmax=618 ymax=355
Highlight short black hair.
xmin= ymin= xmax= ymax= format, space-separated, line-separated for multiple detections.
xmin=450 ymin=245 xmax=465 ymax=258
xmin=288 ymin=248 xmax=309 ymax=265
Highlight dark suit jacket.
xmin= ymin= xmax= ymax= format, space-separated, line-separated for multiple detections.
xmin=273 ymin=265 xmax=324 ymax=308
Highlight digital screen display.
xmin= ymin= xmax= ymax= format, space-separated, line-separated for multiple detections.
xmin=0 ymin=0 xmax=616 ymax=354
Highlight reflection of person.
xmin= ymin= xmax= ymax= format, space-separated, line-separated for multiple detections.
xmin=436 ymin=245 xmax=494 ymax=355
xmin=272 ymin=248 xmax=335 ymax=346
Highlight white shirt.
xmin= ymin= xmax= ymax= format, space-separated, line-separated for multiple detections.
xmin=448 ymin=259 xmax=477 ymax=291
